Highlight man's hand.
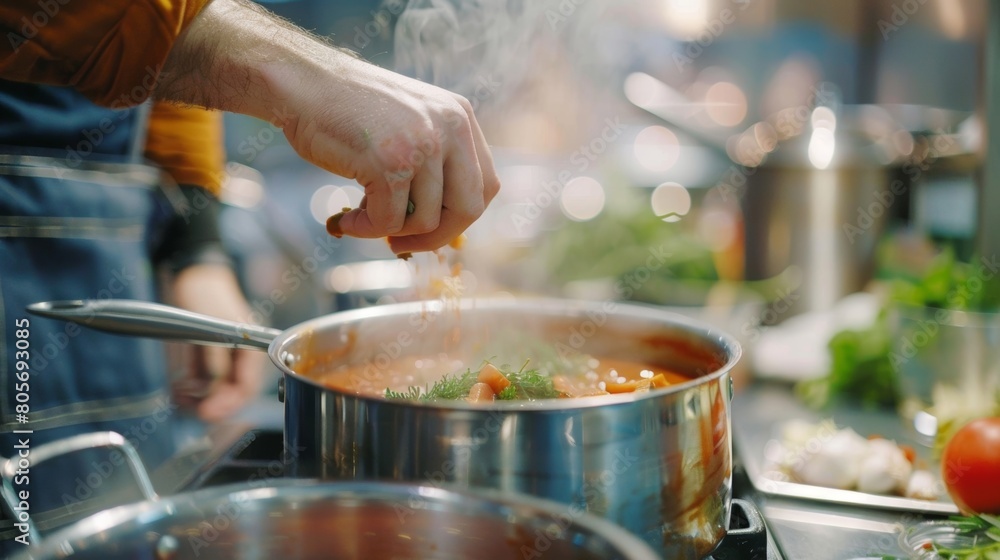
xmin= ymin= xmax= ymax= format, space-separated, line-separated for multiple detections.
xmin=169 ymin=263 xmax=267 ymax=422
xmin=157 ymin=0 xmax=500 ymax=255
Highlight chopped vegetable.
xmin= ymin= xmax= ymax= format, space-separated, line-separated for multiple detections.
xmin=466 ymin=382 xmax=495 ymax=403
xmin=384 ymin=363 xmax=559 ymax=402
xmin=648 ymin=373 xmax=671 ymax=389
xmin=767 ymin=419 xmax=939 ymax=500
xmin=605 ymin=379 xmax=651 ymax=394
xmin=856 ymin=438 xmax=912 ymax=495
xmin=477 ymin=363 xmax=512 ymax=396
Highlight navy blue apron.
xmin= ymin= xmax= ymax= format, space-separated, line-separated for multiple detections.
xmin=0 ymin=81 xmax=176 ymax=547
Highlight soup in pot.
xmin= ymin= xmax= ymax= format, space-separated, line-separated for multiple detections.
xmin=317 ymin=352 xmax=691 ymax=403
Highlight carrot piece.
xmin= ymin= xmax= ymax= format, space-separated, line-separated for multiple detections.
xmin=466 ymin=382 xmax=495 ymax=403
xmin=605 ymin=380 xmax=651 ymax=394
xmin=478 ymin=363 xmax=512 ymax=395
xmin=576 ymin=388 xmax=611 ymax=397
xmin=649 ymin=374 xmax=670 ymax=388
xmin=552 ymin=375 xmax=572 ymax=395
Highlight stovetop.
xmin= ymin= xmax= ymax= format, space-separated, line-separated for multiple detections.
xmin=176 ymin=428 xmax=783 ymax=560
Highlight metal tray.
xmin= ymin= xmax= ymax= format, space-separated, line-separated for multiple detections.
xmin=733 ymin=382 xmax=960 ymax=516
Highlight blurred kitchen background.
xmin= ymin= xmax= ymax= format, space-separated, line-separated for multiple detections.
xmin=217 ymin=0 xmax=994 ymax=399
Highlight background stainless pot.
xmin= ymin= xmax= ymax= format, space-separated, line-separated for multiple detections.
xmin=4 ymin=433 xmax=659 ymax=560
xmin=30 ymin=297 xmax=741 ymax=558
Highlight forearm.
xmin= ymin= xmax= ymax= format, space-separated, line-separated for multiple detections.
xmin=156 ymin=0 xmax=355 ymax=122
xmin=156 ymin=0 xmax=500 ymax=254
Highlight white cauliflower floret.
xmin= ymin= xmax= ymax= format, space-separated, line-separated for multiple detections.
xmin=904 ymin=470 xmax=940 ymax=500
xmin=857 ymin=439 xmax=912 ymax=494
xmin=791 ymin=428 xmax=869 ymax=489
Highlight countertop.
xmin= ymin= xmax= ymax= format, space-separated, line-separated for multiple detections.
xmin=732 ymin=380 xmax=952 ymax=560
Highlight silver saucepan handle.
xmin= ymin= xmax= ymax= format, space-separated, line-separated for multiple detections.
xmin=0 ymin=432 xmax=156 ymax=544
xmin=27 ymin=300 xmax=281 ymax=350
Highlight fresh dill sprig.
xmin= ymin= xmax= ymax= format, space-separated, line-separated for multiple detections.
xmin=506 ymin=368 xmax=559 ymax=399
xmin=928 ymin=514 xmax=1000 ymax=559
xmin=383 ymin=360 xmax=559 ymax=402
xmin=384 ymin=386 xmax=422 ymax=400
xmin=497 ymin=385 xmax=518 ymax=400
xmin=423 ymin=369 xmax=479 ymax=399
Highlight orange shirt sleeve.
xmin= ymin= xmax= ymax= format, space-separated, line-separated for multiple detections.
xmin=145 ymin=102 xmax=225 ymax=195
xmin=0 ymin=0 xmax=210 ymax=107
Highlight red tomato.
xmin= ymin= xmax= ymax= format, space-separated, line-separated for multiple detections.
xmin=941 ymin=417 xmax=1000 ymax=514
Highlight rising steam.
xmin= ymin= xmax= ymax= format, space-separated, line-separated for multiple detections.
xmin=393 ymin=0 xmax=568 ymax=106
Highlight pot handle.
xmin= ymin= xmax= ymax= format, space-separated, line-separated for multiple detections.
xmin=27 ymin=299 xmax=281 ymax=350
xmin=0 ymin=431 xmax=157 ymax=544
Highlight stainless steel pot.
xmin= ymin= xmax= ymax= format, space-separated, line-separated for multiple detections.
xmin=3 ymin=432 xmax=659 ymax=560
xmin=735 ymin=104 xmax=977 ymax=318
xmin=29 ymin=297 xmax=741 ymax=557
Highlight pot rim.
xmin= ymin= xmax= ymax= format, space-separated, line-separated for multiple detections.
xmin=14 ymin=480 xmax=661 ymax=560
xmin=269 ymin=297 xmax=741 ymax=411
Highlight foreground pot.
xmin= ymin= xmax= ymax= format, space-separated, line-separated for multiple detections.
xmin=276 ymin=298 xmax=739 ymax=557
xmin=5 ymin=434 xmax=658 ymax=560
xmin=30 ymin=297 xmax=740 ymax=557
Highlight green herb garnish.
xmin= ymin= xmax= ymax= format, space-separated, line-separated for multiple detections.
xmin=383 ymin=361 xmax=558 ymax=402
xmin=384 ymin=386 xmax=422 ymax=400
xmin=926 ymin=514 xmax=1000 ymax=559
xmin=505 ymin=368 xmax=560 ymax=399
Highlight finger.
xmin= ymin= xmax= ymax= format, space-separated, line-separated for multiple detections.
xmin=336 ymin=171 xmax=412 ymax=238
xmin=465 ymin=106 xmax=501 ymax=204
xmin=388 ymin=207 xmax=463 ymax=254
xmin=387 ymin=142 xmax=483 ymax=253
xmin=395 ymin=154 xmax=444 ymax=236
xmin=391 ymin=115 xmax=487 ymax=252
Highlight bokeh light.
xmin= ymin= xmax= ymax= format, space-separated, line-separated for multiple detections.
xmin=633 ymin=125 xmax=680 ymax=173
xmin=651 ymin=182 xmax=691 ymax=222
xmin=704 ymin=81 xmax=747 ymax=127
xmin=560 ymin=176 xmax=606 ymax=221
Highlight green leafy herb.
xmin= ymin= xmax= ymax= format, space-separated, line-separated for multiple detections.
xmin=497 ymin=385 xmax=518 ymax=400
xmin=796 ymin=312 xmax=898 ymax=409
xmin=423 ymin=369 xmax=480 ymax=400
xmin=383 ymin=362 xmax=558 ymax=402
xmin=796 ymin=246 xmax=1000 ymax=410
xmin=384 ymin=386 xmax=422 ymax=400
xmin=505 ymin=368 xmax=560 ymax=399
xmin=927 ymin=514 xmax=1000 ymax=559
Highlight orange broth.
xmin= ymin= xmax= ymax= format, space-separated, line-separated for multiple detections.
xmin=317 ymin=355 xmax=691 ymax=400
